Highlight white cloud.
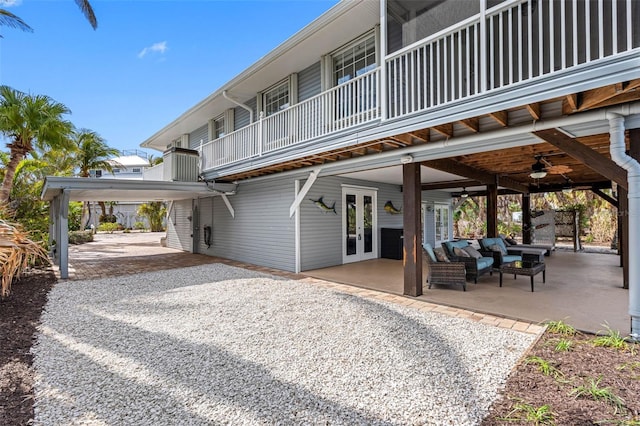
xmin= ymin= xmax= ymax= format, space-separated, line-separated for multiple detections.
xmin=137 ymin=41 xmax=168 ymax=59
xmin=0 ymin=0 xmax=23 ymax=6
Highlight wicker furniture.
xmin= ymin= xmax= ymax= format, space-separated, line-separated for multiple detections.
xmin=441 ymin=240 xmax=493 ymax=283
xmin=499 ymin=260 xmax=546 ymax=292
xmin=478 ymin=237 xmax=522 ymax=269
xmin=423 ymin=243 xmax=467 ymax=291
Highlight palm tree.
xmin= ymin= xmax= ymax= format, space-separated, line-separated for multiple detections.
xmin=0 ymin=86 xmax=73 ymax=205
xmin=72 ymin=128 xmax=119 ymax=177
xmin=138 ymin=202 xmax=166 ymax=232
xmin=69 ymin=128 xmax=119 ymax=227
xmin=1 ymin=0 xmax=97 ymax=36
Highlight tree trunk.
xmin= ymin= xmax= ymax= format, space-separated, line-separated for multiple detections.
xmin=0 ymin=149 xmax=26 ymax=205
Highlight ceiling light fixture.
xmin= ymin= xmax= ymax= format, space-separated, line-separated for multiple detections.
xmin=529 ymin=156 xmax=547 ymax=179
xmin=562 ymin=178 xmax=573 ymax=194
xmin=460 ymin=188 xmax=469 ymax=198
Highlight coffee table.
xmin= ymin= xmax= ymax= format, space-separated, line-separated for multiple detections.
xmin=499 ymin=260 xmax=546 ymax=292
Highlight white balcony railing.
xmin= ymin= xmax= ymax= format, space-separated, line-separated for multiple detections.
xmin=386 ymin=0 xmax=639 ymax=119
xmin=201 ymin=69 xmax=380 ymax=170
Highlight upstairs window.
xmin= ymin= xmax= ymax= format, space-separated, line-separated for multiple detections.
xmin=333 ymin=34 xmax=376 ymax=85
xmin=132 ymin=168 xmax=141 ymax=173
xmin=113 ymin=168 xmax=120 ymax=173
xmin=213 ymin=115 xmax=225 ymax=139
xmin=263 ymin=80 xmax=289 ymax=116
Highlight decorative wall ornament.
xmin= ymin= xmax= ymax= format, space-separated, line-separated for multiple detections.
xmin=309 ymin=196 xmax=337 ymax=214
xmin=384 ymin=201 xmax=402 ymax=214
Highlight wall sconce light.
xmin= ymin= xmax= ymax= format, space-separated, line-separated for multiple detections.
xmin=400 ymin=154 xmax=414 ymax=164
xmin=460 ymin=188 xmax=469 ymax=198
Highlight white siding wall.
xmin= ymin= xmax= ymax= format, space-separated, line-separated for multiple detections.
xmin=198 ymin=176 xmax=296 ymax=271
xmin=189 ymin=125 xmax=208 ymax=149
xmin=166 ymin=199 xmax=193 ymax=252
xmin=422 ymin=190 xmax=453 ymax=247
xmin=297 ymin=61 xmax=322 ymax=102
xmin=234 ymin=97 xmax=257 ymax=130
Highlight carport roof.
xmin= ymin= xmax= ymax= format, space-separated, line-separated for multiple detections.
xmin=41 ymin=177 xmax=236 ymax=202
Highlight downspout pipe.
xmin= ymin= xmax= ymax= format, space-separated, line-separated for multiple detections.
xmin=608 ymin=112 xmax=640 ymax=340
xmin=223 ymin=90 xmax=254 ymax=124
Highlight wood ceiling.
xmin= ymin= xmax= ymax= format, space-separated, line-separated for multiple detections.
xmin=219 ymin=78 xmax=640 ymax=190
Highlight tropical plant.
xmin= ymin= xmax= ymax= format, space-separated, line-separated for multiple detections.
xmin=501 ymin=399 xmax=556 ymax=425
xmin=137 ymin=202 xmax=166 ymax=232
xmin=97 ymin=222 xmax=118 ymax=233
xmin=569 ymin=376 xmax=626 ymax=414
xmin=545 ymin=319 xmax=577 ymax=336
xmin=0 ymin=219 xmax=49 ymax=298
xmin=0 ymin=85 xmax=73 ymax=205
xmin=0 ymin=0 xmax=97 ymax=36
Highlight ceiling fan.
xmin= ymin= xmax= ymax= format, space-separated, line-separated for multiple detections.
xmin=529 ymin=155 xmax=573 ymax=179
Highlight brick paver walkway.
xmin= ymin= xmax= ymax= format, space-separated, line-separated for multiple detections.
xmin=57 ymin=232 xmax=544 ymax=336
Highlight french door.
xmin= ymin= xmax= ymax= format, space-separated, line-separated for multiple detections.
xmin=434 ymin=203 xmax=450 ymax=244
xmin=342 ymin=186 xmax=377 ymax=263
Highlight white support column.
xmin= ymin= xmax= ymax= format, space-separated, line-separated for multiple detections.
xmin=58 ymin=189 xmax=70 ymax=279
xmin=50 ymin=195 xmax=60 ymax=265
xmin=294 ymin=180 xmax=301 ymax=274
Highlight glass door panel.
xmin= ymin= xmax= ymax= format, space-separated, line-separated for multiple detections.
xmin=342 ymin=188 xmax=377 ymax=263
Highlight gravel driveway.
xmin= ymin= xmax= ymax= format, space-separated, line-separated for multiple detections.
xmin=32 ymin=263 xmax=536 ymax=425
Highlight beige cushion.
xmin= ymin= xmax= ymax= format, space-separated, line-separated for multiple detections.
xmin=433 ymin=247 xmax=450 ymax=262
xmin=463 ymin=246 xmax=482 ymax=259
xmin=453 ymin=247 xmax=471 ymax=257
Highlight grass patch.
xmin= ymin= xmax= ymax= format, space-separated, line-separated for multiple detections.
xmin=500 ymin=399 xmax=556 ymax=425
xmin=553 ymin=338 xmax=574 ymax=352
xmin=525 ymin=356 xmax=563 ymax=379
xmin=545 ymin=319 xmax=577 ymax=336
xmin=593 ymin=324 xmax=630 ymax=352
xmin=569 ymin=376 xmax=626 ymax=414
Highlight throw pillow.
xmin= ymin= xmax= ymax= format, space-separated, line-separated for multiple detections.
xmin=453 ymin=247 xmax=471 ymax=257
xmin=463 ymin=246 xmax=483 ymax=259
xmin=490 ymin=243 xmax=507 ymax=255
xmin=500 ymin=236 xmax=512 ymax=246
xmin=433 ymin=247 xmax=450 ymax=263
xmin=506 ymin=237 xmax=518 ymax=246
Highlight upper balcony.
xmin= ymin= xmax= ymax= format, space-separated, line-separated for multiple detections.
xmin=192 ymin=0 xmax=639 ymax=181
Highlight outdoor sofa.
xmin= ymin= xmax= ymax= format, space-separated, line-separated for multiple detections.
xmin=441 ymin=240 xmax=494 ymax=283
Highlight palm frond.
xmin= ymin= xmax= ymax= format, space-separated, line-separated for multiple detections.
xmin=0 ymin=9 xmax=33 ymax=34
xmin=74 ymin=0 xmax=98 ymax=30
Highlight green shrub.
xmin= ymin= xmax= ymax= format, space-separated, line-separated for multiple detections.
xmin=99 ymin=214 xmax=117 ymax=223
xmin=98 ymin=222 xmax=119 ymax=233
xmin=68 ymin=230 xmax=93 ymax=245
xmin=133 ymin=221 xmax=146 ymax=231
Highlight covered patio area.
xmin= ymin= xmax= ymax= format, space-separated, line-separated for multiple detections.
xmin=304 ymin=250 xmax=628 ymax=334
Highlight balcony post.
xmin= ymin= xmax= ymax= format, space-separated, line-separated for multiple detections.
xmin=479 ymin=0 xmax=487 ymax=93
xmin=258 ymin=111 xmax=264 ymax=157
xmin=379 ymin=0 xmax=387 ymax=120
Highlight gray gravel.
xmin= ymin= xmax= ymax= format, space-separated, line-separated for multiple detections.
xmin=32 ymin=263 xmax=536 ymax=425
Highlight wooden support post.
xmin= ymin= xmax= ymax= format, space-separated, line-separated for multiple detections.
xmin=522 ymin=194 xmax=532 ymax=244
xmin=58 ymin=190 xmax=70 ymax=279
xmin=403 ymin=162 xmax=422 ymax=297
xmin=619 ymin=185 xmax=629 ymax=289
xmin=486 ymin=183 xmax=498 ymax=238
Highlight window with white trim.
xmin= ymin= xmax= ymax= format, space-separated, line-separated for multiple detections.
xmin=262 ymin=80 xmax=289 ymax=116
xmin=333 ymin=34 xmax=376 ymax=85
xmin=212 ymin=115 xmax=225 ymax=139
xmin=132 ymin=168 xmax=141 ymax=173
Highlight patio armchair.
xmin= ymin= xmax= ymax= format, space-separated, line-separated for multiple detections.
xmin=423 ymin=243 xmax=467 ymax=291
xmin=478 ymin=237 xmax=522 ymax=268
xmin=441 ymin=240 xmax=494 ymax=283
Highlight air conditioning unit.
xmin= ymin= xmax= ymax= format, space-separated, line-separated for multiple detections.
xmin=163 ymin=147 xmax=200 ymax=182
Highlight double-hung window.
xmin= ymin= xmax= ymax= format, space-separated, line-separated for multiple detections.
xmin=262 ymin=80 xmax=290 ymax=117
xmin=212 ymin=115 xmax=225 ymax=139
xmin=333 ymin=34 xmax=377 ymax=85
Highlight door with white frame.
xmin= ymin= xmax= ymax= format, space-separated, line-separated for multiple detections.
xmin=434 ymin=203 xmax=450 ymax=245
xmin=342 ymin=186 xmax=378 ymax=263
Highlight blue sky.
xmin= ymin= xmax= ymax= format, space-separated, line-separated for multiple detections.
xmin=0 ymin=0 xmax=339 ymax=155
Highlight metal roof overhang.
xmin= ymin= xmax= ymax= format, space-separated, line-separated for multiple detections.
xmin=41 ymin=177 xmax=237 ymax=202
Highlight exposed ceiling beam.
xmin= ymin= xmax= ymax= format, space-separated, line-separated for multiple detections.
xmin=424 ymin=159 xmax=529 ymax=193
xmin=526 ymin=103 xmax=541 ymax=120
xmin=420 ymin=179 xmax=480 ymax=191
xmin=460 ymin=118 xmax=479 ymax=133
xmin=489 ymin=110 xmax=508 ymax=127
xmin=432 ymin=123 xmax=453 ymax=138
xmin=532 ymin=128 xmax=628 ymax=190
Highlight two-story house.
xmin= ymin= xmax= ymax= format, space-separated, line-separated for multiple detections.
xmin=44 ymin=0 xmax=640 ymax=337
